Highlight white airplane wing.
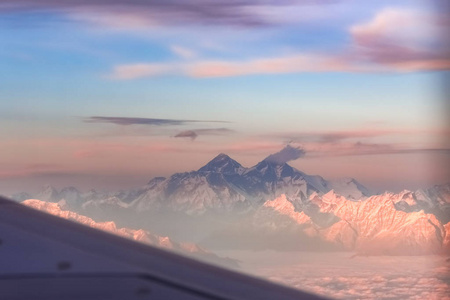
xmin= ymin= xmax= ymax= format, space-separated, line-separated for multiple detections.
xmin=0 ymin=196 xmax=328 ymax=300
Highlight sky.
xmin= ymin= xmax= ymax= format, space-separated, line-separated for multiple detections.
xmin=0 ymin=0 xmax=449 ymax=194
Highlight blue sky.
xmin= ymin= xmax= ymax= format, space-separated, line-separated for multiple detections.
xmin=0 ymin=0 xmax=448 ymax=194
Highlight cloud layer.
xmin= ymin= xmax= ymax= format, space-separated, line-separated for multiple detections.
xmin=237 ymin=252 xmax=450 ymax=300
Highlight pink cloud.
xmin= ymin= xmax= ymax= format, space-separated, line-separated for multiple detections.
xmin=0 ymin=163 xmax=67 ymax=179
xmin=109 ymin=63 xmax=177 ymax=80
xmin=349 ymin=8 xmax=450 ymax=71
xmin=186 ymin=55 xmax=358 ymax=78
xmin=108 ymin=54 xmax=366 ymax=79
xmin=107 ymin=8 xmax=450 ymax=79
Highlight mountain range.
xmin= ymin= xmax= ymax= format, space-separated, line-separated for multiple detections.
xmin=13 ymin=149 xmax=372 ymax=214
xmin=10 ymin=148 xmax=450 ymax=255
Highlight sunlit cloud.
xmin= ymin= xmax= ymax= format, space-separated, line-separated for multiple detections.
xmin=108 ymin=46 xmax=448 ymax=79
xmin=105 ymin=7 xmax=450 ymax=79
xmin=108 ymin=54 xmax=364 ymax=79
xmin=186 ymin=54 xmax=360 ymax=77
xmin=349 ymin=7 xmax=450 ymax=71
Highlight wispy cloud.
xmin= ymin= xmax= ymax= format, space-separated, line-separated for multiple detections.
xmin=264 ymin=145 xmax=306 ymax=164
xmin=106 ymin=7 xmax=450 ymax=79
xmin=274 ymin=141 xmax=450 ymax=158
xmin=267 ymin=129 xmax=417 ymax=143
xmin=108 ymin=64 xmax=177 ymax=80
xmin=84 ymin=116 xmax=229 ymax=126
xmin=170 ymin=45 xmax=196 ymax=59
xmin=108 ymin=53 xmax=362 ymax=79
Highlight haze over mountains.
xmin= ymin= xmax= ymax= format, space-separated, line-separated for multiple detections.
xmin=12 ymin=146 xmax=450 ymax=256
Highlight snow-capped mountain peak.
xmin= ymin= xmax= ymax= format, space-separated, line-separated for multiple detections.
xmin=328 ymin=177 xmax=372 ymax=200
xmin=198 ymin=153 xmax=245 ymax=174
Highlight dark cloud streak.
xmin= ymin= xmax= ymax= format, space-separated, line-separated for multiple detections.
xmin=84 ymin=116 xmax=229 ymax=126
xmin=174 ymin=128 xmax=235 ymax=140
xmin=174 ymin=130 xmax=197 ymax=140
xmin=265 ymin=128 xmax=450 ymax=144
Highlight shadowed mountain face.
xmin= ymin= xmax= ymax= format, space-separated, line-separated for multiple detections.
xmin=198 ymin=153 xmax=245 ymax=175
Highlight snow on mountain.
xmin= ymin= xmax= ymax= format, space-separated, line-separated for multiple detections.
xmin=82 ymin=196 xmax=130 ymax=210
xmin=11 ymin=151 xmax=449 ymax=255
xmin=444 ymin=222 xmax=450 ymax=251
xmin=328 ymin=177 xmax=372 ymax=200
xmin=386 ymin=185 xmax=450 ymax=224
xmin=131 ymin=171 xmax=249 ymax=215
xmin=202 ymin=194 xmax=337 ymax=251
xmin=260 ymin=191 xmax=450 ymax=255
xmin=262 ymin=195 xmax=311 ymax=225
xmin=58 ymin=186 xmax=83 ymax=207
xmin=426 ymin=183 xmax=450 ymax=205
xmin=165 ymin=171 xmax=249 ymax=214
xmin=125 ymin=153 xmax=372 ymax=215
xmin=30 ymin=185 xmax=83 ymax=207
xmin=21 ymin=199 xmax=238 ymax=267
xmin=17 ymin=153 xmax=371 ymax=217
xmin=198 ymin=153 xmax=245 ymax=175
xmin=235 ymin=160 xmax=329 ymax=201
xmin=23 ymin=199 xmax=176 ymax=248
xmin=10 ymin=192 xmax=32 ymax=202
xmin=35 ymin=185 xmax=60 ymax=202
